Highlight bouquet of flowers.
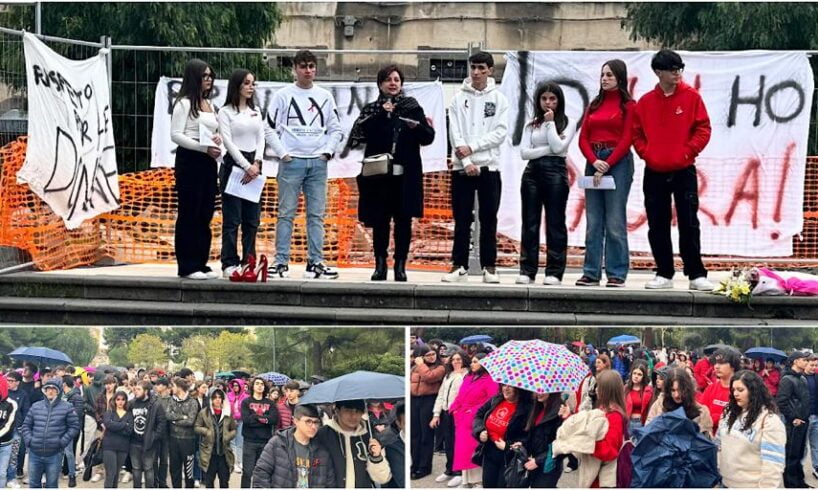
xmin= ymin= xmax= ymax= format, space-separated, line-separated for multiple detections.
xmin=712 ymin=268 xmax=759 ymax=304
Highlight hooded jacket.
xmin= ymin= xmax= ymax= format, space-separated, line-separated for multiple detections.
xmin=61 ymin=386 xmax=84 ymax=426
xmin=128 ymin=392 xmax=166 ymax=451
xmin=21 ymin=393 xmax=80 ymax=456
xmin=6 ymin=385 xmax=28 ymax=431
xmin=251 ymin=426 xmax=337 ymax=488
xmin=313 ymin=417 xmax=391 ymax=488
xmin=227 ymin=379 xmax=249 ymax=422
xmin=164 ymin=394 xmax=199 ymax=440
xmin=448 ymin=77 xmax=509 ymax=171
xmin=194 ymin=390 xmax=237 ymax=473
xmin=632 ymin=81 xmax=712 ymax=173
xmin=776 ymin=367 xmax=810 ymax=422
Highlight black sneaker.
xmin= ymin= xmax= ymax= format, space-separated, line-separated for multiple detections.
xmin=606 ymin=277 xmax=626 ymax=288
xmin=575 ymin=275 xmax=600 ymax=286
xmin=304 ymin=261 xmax=339 ymax=280
xmin=268 ymin=263 xmax=289 ymax=278
xmin=68 ymin=476 xmax=76 ymax=488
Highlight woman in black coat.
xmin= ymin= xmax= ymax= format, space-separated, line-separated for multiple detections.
xmin=348 ymin=64 xmax=435 ymax=282
xmin=518 ymin=392 xmax=564 ymax=487
xmin=102 ymin=392 xmax=133 ymax=488
xmin=472 ymin=385 xmax=532 ymax=488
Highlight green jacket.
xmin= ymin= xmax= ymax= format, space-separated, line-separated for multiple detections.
xmin=194 ymin=400 xmax=237 ymax=473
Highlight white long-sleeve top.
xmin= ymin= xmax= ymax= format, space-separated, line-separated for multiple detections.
xmin=171 ymin=97 xmax=219 ymax=153
xmin=432 ymin=370 xmax=466 ymax=417
xmin=520 ymin=117 xmax=577 ymax=160
xmin=217 ymin=104 xmax=265 ymax=170
xmin=265 ymin=83 xmax=344 ymax=159
xmin=448 ymin=77 xmax=509 ymax=171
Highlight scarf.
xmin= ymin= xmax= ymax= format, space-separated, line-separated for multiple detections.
xmin=347 ymin=91 xmax=421 ymax=150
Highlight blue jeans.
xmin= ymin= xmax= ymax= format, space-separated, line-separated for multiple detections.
xmin=275 ymin=158 xmax=328 ymax=265
xmin=231 ymin=421 xmax=243 ymax=468
xmin=61 ymin=443 xmax=75 ymax=478
xmin=28 ymin=451 xmax=61 ymax=488
xmin=628 ymin=417 xmax=643 ymax=442
xmin=7 ymin=430 xmax=19 ymax=482
xmin=809 ymin=415 xmax=818 ymax=471
xmin=582 ymin=149 xmax=634 ymax=281
xmin=0 ymin=443 xmax=12 ymax=488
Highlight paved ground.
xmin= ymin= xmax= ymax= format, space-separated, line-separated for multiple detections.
xmin=12 ymin=466 xmax=245 ymax=488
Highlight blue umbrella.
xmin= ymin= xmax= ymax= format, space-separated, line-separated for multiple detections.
xmin=460 ymin=334 xmax=492 ymax=345
xmin=258 ymin=372 xmax=291 ymax=385
xmin=745 ymin=347 xmax=787 ymax=363
xmin=607 ymin=334 xmax=640 ymax=346
xmin=9 ymin=347 xmax=72 ymax=366
xmin=299 ymin=371 xmax=404 ymax=404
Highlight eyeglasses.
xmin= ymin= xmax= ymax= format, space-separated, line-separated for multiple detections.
xmin=297 ymin=418 xmax=322 ymax=427
xmin=423 ymin=352 xmax=437 ymax=358
xmin=664 ymin=67 xmax=684 ymax=75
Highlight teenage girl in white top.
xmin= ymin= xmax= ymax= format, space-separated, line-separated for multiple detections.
xmin=170 ymin=58 xmax=222 ymax=280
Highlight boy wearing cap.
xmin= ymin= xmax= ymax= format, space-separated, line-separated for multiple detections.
xmin=313 ymin=399 xmax=391 ymax=488
xmin=700 ymin=348 xmax=740 ymax=433
xmin=776 ymin=351 xmax=810 ymax=488
xmin=20 ymin=379 xmax=79 ymax=488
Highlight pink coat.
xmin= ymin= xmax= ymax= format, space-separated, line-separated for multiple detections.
xmin=448 ymin=373 xmax=498 ymax=472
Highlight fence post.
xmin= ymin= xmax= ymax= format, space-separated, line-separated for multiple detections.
xmin=466 ymin=42 xmax=483 ymax=276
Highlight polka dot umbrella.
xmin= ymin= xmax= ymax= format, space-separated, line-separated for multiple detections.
xmin=479 ymin=340 xmax=590 ymax=394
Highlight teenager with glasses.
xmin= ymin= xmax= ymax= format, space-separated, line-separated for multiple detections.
xmin=410 ymin=345 xmax=445 ymax=480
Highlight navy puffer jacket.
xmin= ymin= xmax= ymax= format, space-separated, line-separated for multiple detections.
xmin=21 ymin=397 xmax=80 ymax=456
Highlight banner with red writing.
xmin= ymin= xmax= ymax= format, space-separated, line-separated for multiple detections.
xmin=498 ymin=51 xmax=813 ymax=257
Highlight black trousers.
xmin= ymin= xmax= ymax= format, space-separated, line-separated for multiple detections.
xmin=531 ymin=467 xmax=563 ymax=488
xmin=410 ymin=394 xmax=436 ymax=476
xmin=103 ymin=449 xmax=129 ymax=488
xmin=643 ymin=165 xmax=707 ymax=280
xmin=440 ymin=410 xmax=459 ymax=476
xmin=175 ymin=146 xmax=218 ymax=277
xmin=168 ymin=437 xmax=195 ymax=489
xmin=241 ymin=440 xmax=266 ymax=488
xmin=154 ymin=437 xmax=169 ymax=488
xmin=520 ymin=157 xmax=569 ymax=279
xmin=130 ymin=443 xmax=156 ymax=488
xmin=784 ymin=422 xmax=808 ymax=488
xmin=203 ymin=454 xmax=230 ymax=488
xmin=451 ymin=170 xmax=502 ymax=269
xmin=219 ymin=151 xmax=261 ymax=269
xmin=481 ymin=443 xmax=507 ymax=489
xmin=373 ymin=216 xmax=412 ymax=260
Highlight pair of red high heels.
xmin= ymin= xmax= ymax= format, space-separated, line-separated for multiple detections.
xmin=229 ymin=255 xmax=268 ymax=283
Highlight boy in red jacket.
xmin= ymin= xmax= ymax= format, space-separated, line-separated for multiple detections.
xmin=633 ymin=49 xmax=714 ymax=291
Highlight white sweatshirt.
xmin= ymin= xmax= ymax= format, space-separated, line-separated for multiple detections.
xmin=217 ymin=105 xmax=265 ymax=170
xmin=171 ymin=97 xmax=219 ymax=154
xmin=265 ymin=83 xmax=344 ymax=159
xmin=448 ymin=77 xmax=509 ymax=171
xmin=520 ymin=117 xmax=577 ymax=160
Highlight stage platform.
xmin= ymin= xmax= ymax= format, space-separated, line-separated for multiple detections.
xmin=0 ymin=264 xmax=817 ymax=325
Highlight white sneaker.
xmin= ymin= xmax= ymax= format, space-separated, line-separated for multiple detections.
xmin=448 ymin=476 xmax=463 ymax=487
xmin=203 ymin=270 xmax=219 ymax=279
xmin=689 ymin=276 xmax=715 ymax=291
xmin=442 ymin=266 xmax=468 ymax=283
xmin=645 ymin=275 xmax=674 ymax=289
xmin=234 ymin=466 xmax=242 ymax=474
xmin=90 ymin=473 xmax=102 ymax=483
xmin=7 ymin=480 xmax=21 ymax=488
xmin=194 ymin=480 xmax=201 ymax=488
xmin=515 ymin=274 xmax=533 ymax=284
xmin=435 ymin=474 xmax=451 ymax=483
xmin=223 ymin=265 xmax=241 ymax=279
xmin=543 ymin=275 xmax=561 ymax=286
xmin=120 ymin=472 xmax=131 ymax=484
xmin=182 ymin=271 xmax=208 ymax=280
xmin=482 ymin=267 xmax=500 ymax=284
xmin=564 ymin=466 xmax=574 ymax=473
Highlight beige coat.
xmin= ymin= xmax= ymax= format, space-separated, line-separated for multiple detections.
xmin=645 ymin=393 xmax=714 ymax=436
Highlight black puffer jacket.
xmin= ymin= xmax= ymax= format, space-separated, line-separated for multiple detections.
xmin=251 ymin=427 xmax=336 ymax=488
xmin=776 ymin=367 xmax=811 ymax=422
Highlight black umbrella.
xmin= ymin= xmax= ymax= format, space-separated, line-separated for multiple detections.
xmin=702 ymin=344 xmax=737 ymax=355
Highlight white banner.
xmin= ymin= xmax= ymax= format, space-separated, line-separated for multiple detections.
xmin=151 ymin=78 xmax=447 ymax=178
xmin=19 ymin=33 xmax=119 ymax=230
xmin=499 ymin=51 xmax=814 ymax=257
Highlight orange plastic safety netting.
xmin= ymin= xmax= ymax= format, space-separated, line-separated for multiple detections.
xmin=2 ymin=136 xmax=818 ymax=272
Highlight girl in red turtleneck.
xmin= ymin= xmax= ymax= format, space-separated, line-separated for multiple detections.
xmin=575 ymin=59 xmax=636 ymax=288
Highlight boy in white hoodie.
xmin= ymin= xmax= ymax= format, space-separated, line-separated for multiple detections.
xmin=265 ymin=50 xmax=345 ymax=280
xmin=443 ymin=51 xmax=509 ymax=283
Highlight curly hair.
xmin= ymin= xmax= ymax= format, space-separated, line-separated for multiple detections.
xmin=662 ymin=368 xmax=701 ymax=420
xmin=724 ymin=370 xmax=778 ymax=433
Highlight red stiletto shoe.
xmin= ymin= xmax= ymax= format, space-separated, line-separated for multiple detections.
xmin=254 ymin=255 xmax=269 ymax=283
xmin=230 ymin=256 xmax=256 ymax=282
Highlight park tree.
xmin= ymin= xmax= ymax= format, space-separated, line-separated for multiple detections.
xmin=127 ymin=333 xmax=167 ymax=368
xmin=205 ymin=331 xmax=252 ymax=373
xmin=0 ymin=328 xmax=97 ymax=367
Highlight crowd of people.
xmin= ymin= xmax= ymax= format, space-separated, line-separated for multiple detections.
xmin=411 ymin=336 xmax=817 ymax=488
xmin=0 ymin=362 xmax=404 ymax=488
xmin=172 ymin=45 xmax=714 ymax=290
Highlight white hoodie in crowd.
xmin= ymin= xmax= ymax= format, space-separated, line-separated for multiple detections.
xmin=265 ymin=83 xmax=345 ymax=160
xmin=448 ymin=77 xmax=509 ymax=171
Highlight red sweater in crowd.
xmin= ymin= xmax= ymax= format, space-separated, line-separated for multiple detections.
xmin=632 ymin=81 xmax=712 ymax=173
xmin=579 ymin=89 xmax=636 ymax=167
xmin=700 ymin=381 xmax=730 ymax=433
xmin=693 ymin=357 xmax=714 ymax=391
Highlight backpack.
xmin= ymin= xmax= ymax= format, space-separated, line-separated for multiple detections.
xmin=616 ymin=414 xmax=634 ymax=488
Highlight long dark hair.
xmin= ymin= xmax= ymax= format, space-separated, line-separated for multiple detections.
xmin=225 ymin=69 xmax=255 ymax=110
xmin=625 ymin=361 xmax=650 ymax=393
xmin=662 ymin=368 xmax=701 ymax=420
xmin=531 ymin=82 xmax=568 ymax=134
xmin=469 ymin=352 xmax=489 ymax=380
xmin=174 ymin=58 xmax=215 ymax=119
xmin=445 ymin=350 xmax=470 ymax=376
xmin=724 ymin=370 xmax=778 ymax=433
xmin=525 ymin=392 xmax=561 ymax=432
xmin=587 ymin=59 xmax=632 ymax=114
xmin=413 ymin=345 xmax=443 ymax=368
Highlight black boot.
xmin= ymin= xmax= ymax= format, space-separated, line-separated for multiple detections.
xmin=371 ymin=256 xmax=387 ymax=281
xmin=394 ymin=259 xmax=407 ymax=282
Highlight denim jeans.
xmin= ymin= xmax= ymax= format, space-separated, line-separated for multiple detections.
xmin=28 ymin=451 xmax=61 ymax=489
xmin=231 ymin=421 xmax=243 ymax=469
xmin=582 ymin=149 xmax=634 ymax=281
xmin=62 ymin=439 xmax=76 ymax=478
xmin=0 ymin=443 xmax=12 ymax=488
xmin=7 ymin=430 xmax=19 ymax=482
xmin=275 ymin=157 xmax=328 ymax=265
xmin=809 ymin=415 xmax=818 ymax=471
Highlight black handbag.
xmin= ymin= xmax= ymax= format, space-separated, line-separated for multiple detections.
xmin=471 ymin=442 xmax=485 ymax=466
xmin=503 ymin=445 xmax=531 ymax=488
xmin=82 ymin=430 xmax=105 ymax=481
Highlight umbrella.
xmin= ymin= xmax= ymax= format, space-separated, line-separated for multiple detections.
xmin=483 ymin=343 xmax=498 ymax=352
xmin=299 ymin=371 xmax=405 ymax=404
xmin=9 ymin=347 xmax=72 ymax=366
xmin=607 ymin=335 xmax=640 ymax=346
xmin=215 ymin=371 xmax=237 ymax=379
xmin=703 ymin=343 xmax=736 ymax=355
xmin=745 ymin=347 xmax=787 ymax=363
xmin=441 ymin=342 xmax=460 ymax=356
xmin=94 ymin=364 xmax=123 ymax=374
xmin=460 ymin=334 xmax=492 ymax=345
xmin=258 ymin=372 xmax=291 ymax=385
xmin=479 ymin=340 xmax=589 ymax=394
xmin=631 ymin=407 xmax=720 ymax=488
xmin=231 ymin=370 xmax=251 ymax=379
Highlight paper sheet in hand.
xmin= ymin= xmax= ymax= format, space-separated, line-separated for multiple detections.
xmin=578 ymin=176 xmax=616 ymax=190
xmin=224 ymin=166 xmax=265 ymax=203
xmin=199 ymin=123 xmax=226 ymax=155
